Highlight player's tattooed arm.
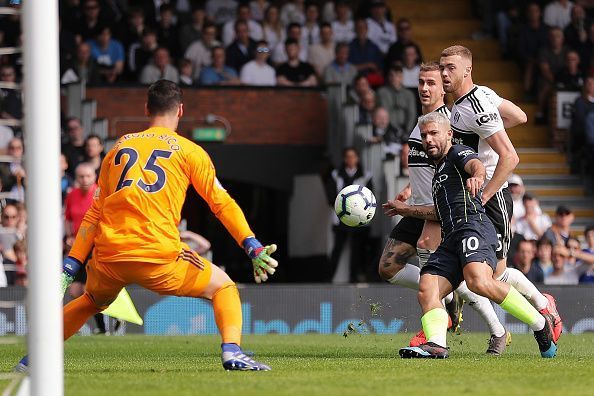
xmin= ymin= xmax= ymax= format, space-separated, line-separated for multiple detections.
xmin=464 ymin=158 xmax=486 ymax=198
xmin=382 ymin=200 xmax=438 ymax=221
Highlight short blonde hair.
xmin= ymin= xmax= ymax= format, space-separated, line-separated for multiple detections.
xmin=441 ymin=45 xmax=472 ymax=62
xmin=419 ymin=61 xmax=440 ymax=73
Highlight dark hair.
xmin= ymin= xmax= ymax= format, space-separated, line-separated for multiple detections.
xmin=147 ymin=80 xmax=182 ymax=115
xmin=335 ymin=42 xmax=349 ymax=54
xmin=342 ymin=146 xmax=359 ymax=157
xmin=285 ymin=38 xmax=299 ymax=47
xmin=287 ymin=22 xmax=301 ymax=33
xmin=234 ymin=19 xmax=248 ymax=31
xmin=352 ymin=73 xmax=368 ymax=85
xmin=566 ymin=236 xmax=580 ymax=247
xmin=257 ymin=40 xmax=269 ymax=47
xmin=585 ymin=224 xmax=594 ymax=236
xmin=85 ymin=134 xmax=103 ymax=145
xmin=389 ymin=65 xmax=403 ymax=74
xmin=522 ymin=193 xmax=535 ymax=203
xmin=142 ymin=27 xmax=157 ymax=37
xmin=536 ymin=237 xmax=553 ymax=248
xmin=202 ymin=21 xmax=216 ymax=33
xmin=320 ymin=22 xmax=332 ymax=30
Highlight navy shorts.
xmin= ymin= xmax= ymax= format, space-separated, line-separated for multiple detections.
xmin=421 ymin=219 xmax=498 ymax=288
xmin=389 ymin=216 xmax=424 ymax=247
xmin=484 ymin=188 xmax=513 ymax=260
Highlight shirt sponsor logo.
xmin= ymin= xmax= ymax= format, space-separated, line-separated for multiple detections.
xmin=475 ymin=113 xmax=499 ymax=127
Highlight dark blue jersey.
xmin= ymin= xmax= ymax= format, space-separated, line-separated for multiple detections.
xmin=432 ymin=144 xmax=486 ymax=236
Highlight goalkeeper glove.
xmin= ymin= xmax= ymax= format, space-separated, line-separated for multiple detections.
xmin=61 ymin=256 xmax=82 ymax=296
xmin=243 ymin=237 xmax=278 ymax=283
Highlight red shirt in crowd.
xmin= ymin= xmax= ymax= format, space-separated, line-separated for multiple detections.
xmin=64 ymin=184 xmax=98 ymax=235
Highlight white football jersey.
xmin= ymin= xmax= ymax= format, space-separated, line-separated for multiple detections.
xmin=407 ymin=105 xmax=450 ymax=206
xmin=450 ymin=85 xmax=505 ymax=185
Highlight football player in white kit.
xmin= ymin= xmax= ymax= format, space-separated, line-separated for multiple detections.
xmin=439 ymin=45 xmax=562 ymax=344
xmin=379 ymin=62 xmax=512 ymax=354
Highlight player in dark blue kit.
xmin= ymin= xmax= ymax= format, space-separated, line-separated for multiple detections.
xmin=384 ymin=112 xmax=558 ymax=359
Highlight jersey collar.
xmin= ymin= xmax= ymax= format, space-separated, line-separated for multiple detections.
xmin=454 ymin=85 xmax=478 ymax=105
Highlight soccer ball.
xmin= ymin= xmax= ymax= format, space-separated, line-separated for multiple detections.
xmin=334 ymin=185 xmax=376 ymax=227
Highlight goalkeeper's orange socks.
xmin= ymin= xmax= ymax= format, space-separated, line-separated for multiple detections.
xmin=63 ymin=293 xmax=101 ymax=340
xmin=212 ymin=282 xmax=243 ymax=345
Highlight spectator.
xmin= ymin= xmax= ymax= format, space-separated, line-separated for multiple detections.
xmin=276 ymin=39 xmax=317 ymax=87
xmin=308 ymin=23 xmax=335 ymax=77
xmin=544 ymin=0 xmax=574 ymax=30
xmin=157 ymin=5 xmax=180 ymax=58
xmin=370 ymin=106 xmax=407 ymax=168
xmin=357 ymin=90 xmax=376 ymax=126
xmin=556 ymin=49 xmax=585 ymax=90
xmin=543 ymin=205 xmax=574 ymax=246
xmin=516 ymin=2 xmax=549 ymax=99
xmin=536 ymin=27 xmax=569 ymax=123
xmin=200 ymin=46 xmax=240 ymax=86
xmin=366 ymin=0 xmax=396 ymax=54
xmin=250 ymin=0 xmax=269 ymax=22
xmin=0 ymin=256 xmax=8 ymax=287
xmin=205 ymin=0 xmax=238 ymax=26
xmin=178 ymin=6 xmax=206 ymax=54
xmin=385 ymin=18 xmax=423 ymax=69
xmin=401 ymin=44 xmax=421 ymax=89
xmin=376 ymin=65 xmax=417 ymax=133
xmin=346 ymin=73 xmax=372 ymax=105
xmin=88 ymin=26 xmax=125 ymax=84
xmin=515 ymin=194 xmax=552 ymax=240
xmin=12 ymin=239 xmax=26 ymax=286
xmin=60 ymin=153 xmax=74 ymax=204
xmin=545 ymin=240 xmax=594 ymax=284
xmin=65 ymin=42 xmax=100 ymax=84
xmin=185 ymin=23 xmax=220 ymax=81
xmin=0 ymin=137 xmax=25 ymax=202
xmin=118 ymin=7 xmax=147 ymax=51
xmin=0 ymin=65 xmax=22 ymax=123
xmin=128 ymin=27 xmax=159 ymax=81
xmin=0 ymin=204 xmax=23 ymax=262
xmin=84 ymin=134 xmax=105 ymax=177
xmin=225 ymin=20 xmax=257 ymax=74
xmin=348 ymin=18 xmax=383 ymax=78
xmin=581 ymin=23 xmax=594 ymax=76
xmin=77 ymin=0 xmax=105 ymax=41
xmin=240 ymin=41 xmax=276 ymax=86
xmin=322 ymin=42 xmax=358 ymax=85
xmin=512 ymin=239 xmax=543 ymax=283
xmin=580 ymin=225 xmax=594 ymax=282
xmin=140 ymin=47 xmax=180 ymax=85
xmin=534 ymin=237 xmax=554 ymax=276
xmin=272 ymin=23 xmax=308 ymax=65
xmin=178 ymin=58 xmax=194 ymax=87
xmin=332 ymin=1 xmax=355 ymax=44
xmin=570 ymin=76 xmax=594 ymax=180
xmin=64 ymin=163 xmax=98 ymax=243
xmin=280 ymin=0 xmax=306 ymax=27
xmin=62 ymin=117 xmax=87 ymax=178
xmin=324 ymin=147 xmax=372 ymax=283
xmin=262 ymin=5 xmax=285 ymax=55
xmin=222 ymin=4 xmax=263 ymax=47
xmin=302 ymin=3 xmax=321 ymax=46
xmin=508 ymin=173 xmax=526 ymax=220
xmin=563 ymin=4 xmax=591 ymax=51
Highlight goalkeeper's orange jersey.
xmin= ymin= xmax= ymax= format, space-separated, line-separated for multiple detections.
xmin=69 ymin=126 xmax=254 ymax=264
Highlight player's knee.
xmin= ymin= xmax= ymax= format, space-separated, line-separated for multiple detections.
xmin=465 ymin=276 xmax=491 ymax=297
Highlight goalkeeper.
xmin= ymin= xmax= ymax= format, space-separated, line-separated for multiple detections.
xmin=18 ymin=80 xmax=278 ymax=372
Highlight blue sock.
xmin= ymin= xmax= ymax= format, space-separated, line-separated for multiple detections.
xmin=221 ymin=343 xmax=241 ymax=353
xmin=19 ymin=355 xmax=28 ymax=366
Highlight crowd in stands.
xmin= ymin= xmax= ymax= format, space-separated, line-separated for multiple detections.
xmin=0 ymin=0 xmax=593 ymax=285
xmin=507 ymin=173 xmax=594 ymax=285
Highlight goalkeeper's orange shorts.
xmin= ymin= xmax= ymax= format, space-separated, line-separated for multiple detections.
xmin=84 ymin=246 xmax=213 ymax=310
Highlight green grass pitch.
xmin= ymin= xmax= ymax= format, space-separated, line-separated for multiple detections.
xmin=1 ymin=333 xmax=593 ymax=395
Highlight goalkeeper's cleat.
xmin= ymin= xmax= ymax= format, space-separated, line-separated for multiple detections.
xmin=534 ymin=313 xmax=557 ymax=358
xmin=486 ymin=329 xmax=511 ymax=356
xmin=399 ymin=342 xmax=449 ymax=359
xmin=14 ymin=355 xmax=28 ymax=373
xmin=445 ymin=291 xmax=464 ymax=333
xmin=221 ymin=344 xmax=271 ymax=371
xmin=539 ymin=293 xmax=562 ymax=343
